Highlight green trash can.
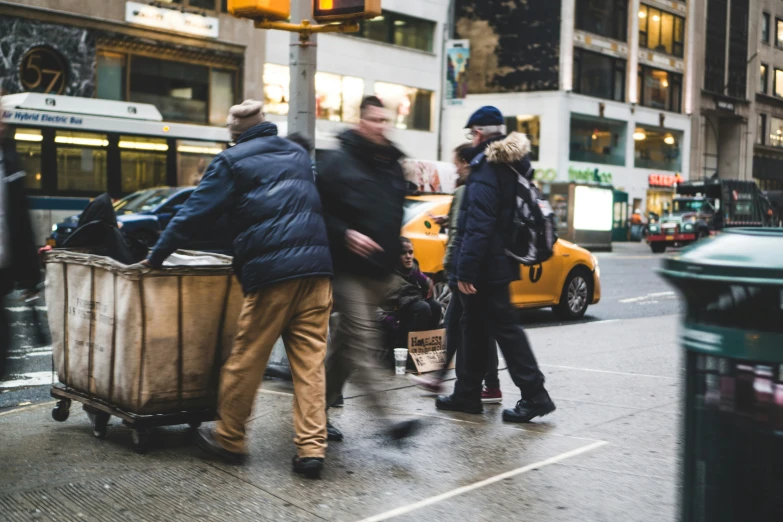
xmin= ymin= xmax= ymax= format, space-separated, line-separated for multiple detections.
xmin=659 ymin=229 xmax=783 ymax=521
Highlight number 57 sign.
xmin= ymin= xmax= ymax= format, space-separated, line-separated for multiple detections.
xmin=19 ymin=46 xmax=68 ymax=95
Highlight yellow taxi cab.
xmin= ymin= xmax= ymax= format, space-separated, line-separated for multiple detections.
xmin=402 ymin=194 xmax=601 ymax=319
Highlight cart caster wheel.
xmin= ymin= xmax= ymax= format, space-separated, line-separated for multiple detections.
xmin=51 ymin=400 xmax=71 ymax=422
xmin=132 ymin=429 xmax=151 ymax=454
xmin=88 ymin=412 xmax=111 ymax=439
xmin=188 ymin=421 xmax=202 ymax=430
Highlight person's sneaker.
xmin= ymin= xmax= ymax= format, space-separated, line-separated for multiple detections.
xmin=409 ymin=374 xmax=445 ymax=394
xmin=388 ymin=419 xmax=421 ymax=440
xmin=435 ymin=394 xmax=483 ymax=414
xmin=481 ymin=387 xmax=503 ymax=404
xmin=292 ymin=456 xmax=324 ymax=479
xmin=195 ymin=427 xmax=247 ymax=464
xmin=327 ymin=421 xmax=344 ymax=442
xmin=502 ymin=392 xmax=556 ymax=423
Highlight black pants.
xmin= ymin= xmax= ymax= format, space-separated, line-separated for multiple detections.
xmin=397 ymin=298 xmax=442 ymax=342
xmin=0 ymin=294 xmax=9 ymax=379
xmin=439 ymin=285 xmax=498 ymax=388
xmin=454 ymin=284 xmax=545 ymax=400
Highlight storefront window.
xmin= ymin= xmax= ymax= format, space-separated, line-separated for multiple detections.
xmin=374 ymin=82 xmax=433 ymax=131
xmin=575 ymin=0 xmax=627 ymax=42
xmin=13 ymin=128 xmax=43 ymax=190
xmin=209 ymin=69 xmax=235 ymax=127
xmin=638 ymin=66 xmax=682 ymax=112
xmin=573 ymin=49 xmax=626 ymax=102
xmin=761 ymin=64 xmax=768 ymax=93
xmin=97 ymin=52 xmax=126 ymax=102
xmin=55 ymin=131 xmax=108 ymax=192
xmin=358 ymin=11 xmax=436 ymax=52
xmin=263 ymin=64 xmax=290 ymax=116
xmin=634 ymin=126 xmax=682 ymax=171
xmin=569 ymin=114 xmax=626 ymax=166
xmin=638 ymin=5 xmax=685 ymax=57
xmin=505 ymin=115 xmax=541 ymax=161
xmin=769 ymin=117 xmax=783 ymax=148
xmin=177 ymin=141 xmax=225 ymax=186
xmin=129 ymin=56 xmax=209 ymax=124
xmin=263 ymin=64 xmax=364 ymax=123
xmin=119 ymin=136 xmax=168 ymax=194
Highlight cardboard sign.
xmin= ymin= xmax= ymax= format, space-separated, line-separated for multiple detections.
xmin=408 ymin=329 xmax=447 ymax=374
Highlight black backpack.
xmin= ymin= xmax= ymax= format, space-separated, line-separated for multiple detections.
xmin=504 ymin=165 xmax=557 ymax=266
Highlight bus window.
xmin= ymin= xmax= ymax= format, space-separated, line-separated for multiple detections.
xmin=177 ymin=141 xmax=225 ymax=186
xmin=14 ymin=128 xmax=43 ymax=191
xmin=55 ymin=131 xmax=108 ymax=192
xmin=119 ymin=136 xmax=168 ymax=193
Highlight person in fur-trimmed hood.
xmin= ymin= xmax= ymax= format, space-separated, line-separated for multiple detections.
xmin=435 ymin=106 xmax=556 ymax=424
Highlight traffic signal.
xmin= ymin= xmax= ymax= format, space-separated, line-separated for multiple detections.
xmin=228 ymin=0 xmax=290 ymax=21
xmin=313 ymin=0 xmax=381 ymax=23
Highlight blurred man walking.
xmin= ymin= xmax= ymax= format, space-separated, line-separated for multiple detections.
xmin=436 ymin=106 xmax=556 ymax=423
xmin=146 ymin=100 xmax=333 ymax=478
xmin=318 ymin=96 xmax=419 ymax=441
xmin=0 ymin=118 xmax=41 ymax=378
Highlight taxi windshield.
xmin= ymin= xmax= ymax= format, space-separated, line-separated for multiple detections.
xmin=403 ymin=200 xmax=438 ymax=224
xmin=673 ymin=199 xmax=711 ymax=213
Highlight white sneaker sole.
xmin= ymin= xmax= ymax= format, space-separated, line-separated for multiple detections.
xmin=481 ymin=397 xmax=503 ymax=404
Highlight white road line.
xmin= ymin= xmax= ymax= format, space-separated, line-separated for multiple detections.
xmin=5 ymin=306 xmax=48 ymax=313
xmin=619 ymin=291 xmax=675 ymax=303
xmin=0 ymin=371 xmax=55 ymax=389
xmin=541 ymin=364 xmax=677 ymax=380
xmin=355 ymin=440 xmax=608 ymax=522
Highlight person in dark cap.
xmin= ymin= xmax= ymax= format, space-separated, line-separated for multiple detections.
xmin=435 ymin=105 xmax=555 ymax=423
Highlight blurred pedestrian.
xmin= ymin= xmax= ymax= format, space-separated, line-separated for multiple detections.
xmin=436 ymin=106 xmax=555 ymax=423
xmin=145 ymin=100 xmax=334 ymax=479
xmin=318 ymin=96 xmax=420 ymax=442
xmin=0 ymin=118 xmax=41 ymax=378
xmin=410 ymin=144 xmax=500 ymax=403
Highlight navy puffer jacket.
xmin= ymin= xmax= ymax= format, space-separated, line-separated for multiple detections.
xmin=149 ymin=122 xmax=333 ymax=293
xmin=453 ymin=133 xmax=532 ymax=287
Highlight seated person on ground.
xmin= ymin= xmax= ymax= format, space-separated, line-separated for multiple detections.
xmin=380 ymin=238 xmax=443 ymax=350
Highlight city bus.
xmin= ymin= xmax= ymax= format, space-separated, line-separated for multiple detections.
xmin=1 ymin=93 xmax=230 ymax=244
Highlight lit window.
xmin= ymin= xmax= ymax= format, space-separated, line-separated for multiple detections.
xmin=56 ymin=131 xmax=109 ymax=192
xmin=358 ymin=11 xmax=435 ymax=52
xmin=634 ymin=126 xmax=682 ymax=171
xmin=14 ymin=129 xmax=43 ymax=191
xmin=638 ymin=65 xmax=682 ymax=113
xmin=777 ymin=19 xmax=783 ymax=47
xmin=638 ymin=4 xmax=685 ymax=57
xmin=119 ymin=136 xmax=168 ymax=193
xmin=775 ymin=69 xmax=783 ymax=97
xmin=569 ymin=114 xmax=626 ymax=167
xmin=769 ymin=117 xmax=783 ymax=148
xmin=263 ymin=64 xmax=290 ymax=116
xmin=374 ymin=82 xmax=433 ymax=131
xmin=761 ymin=64 xmax=768 ymax=93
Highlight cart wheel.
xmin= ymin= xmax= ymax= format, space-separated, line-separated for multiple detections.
xmin=188 ymin=421 xmax=202 ymax=430
xmin=132 ymin=429 xmax=150 ymax=454
xmin=51 ymin=399 xmax=71 ymax=422
xmin=88 ymin=412 xmax=111 ymax=439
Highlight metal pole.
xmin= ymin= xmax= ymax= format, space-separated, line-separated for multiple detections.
xmin=287 ymin=0 xmax=317 ymax=148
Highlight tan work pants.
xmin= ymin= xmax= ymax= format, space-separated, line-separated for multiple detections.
xmin=216 ymin=277 xmax=332 ymax=458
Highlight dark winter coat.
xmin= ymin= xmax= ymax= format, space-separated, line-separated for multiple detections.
xmin=317 ymin=129 xmax=406 ymax=279
xmin=149 ymin=122 xmax=333 ymax=294
xmin=0 ymin=136 xmax=41 ymax=295
xmin=453 ymin=133 xmax=532 ymax=287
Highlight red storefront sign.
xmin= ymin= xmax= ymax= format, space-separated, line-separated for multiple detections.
xmin=649 ymin=174 xmax=683 ymax=187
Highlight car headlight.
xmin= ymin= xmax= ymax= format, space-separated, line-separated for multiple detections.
xmin=52 ymin=224 xmax=58 ymax=232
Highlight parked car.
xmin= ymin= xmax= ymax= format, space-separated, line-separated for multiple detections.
xmin=402 ymin=194 xmax=601 ymax=320
xmin=49 ymin=187 xmax=232 ymax=254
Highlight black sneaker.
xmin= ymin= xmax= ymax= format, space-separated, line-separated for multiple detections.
xmin=292 ymin=456 xmax=324 ymax=479
xmin=327 ymin=421 xmax=344 ymax=442
xmin=435 ymin=394 xmax=483 ymax=414
xmin=388 ymin=419 xmax=421 ymax=440
xmin=195 ymin=427 xmax=247 ymax=465
xmin=502 ymin=393 xmax=556 ymax=423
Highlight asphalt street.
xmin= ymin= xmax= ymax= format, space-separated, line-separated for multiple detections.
xmin=0 ymin=241 xmax=681 ymax=411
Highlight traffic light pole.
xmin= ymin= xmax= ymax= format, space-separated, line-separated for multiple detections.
xmin=287 ymin=0 xmax=318 ymax=148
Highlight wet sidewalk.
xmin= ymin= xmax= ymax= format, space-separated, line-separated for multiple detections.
xmin=0 ymin=315 xmax=681 ymax=521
